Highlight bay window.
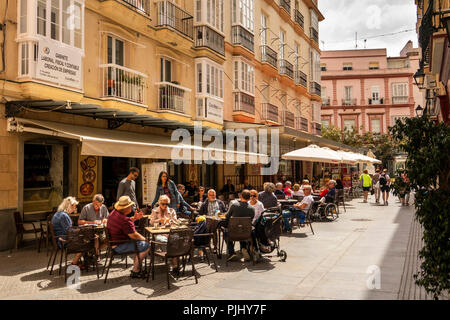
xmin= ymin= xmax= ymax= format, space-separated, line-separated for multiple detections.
xmin=234 ymin=58 xmax=255 ymax=95
xmin=232 ymin=0 xmax=254 ymax=32
xmin=197 ymin=0 xmax=224 ymax=32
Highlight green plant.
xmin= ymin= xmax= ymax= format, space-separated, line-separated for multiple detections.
xmin=390 ymin=115 xmax=450 ymax=299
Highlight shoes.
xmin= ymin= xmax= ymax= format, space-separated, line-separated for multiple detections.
xmin=300 ymin=223 xmax=306 ymax=228
xmin=386 ymin=201 xmax=389 ymax=206
xmin=130 ymin=270 xmax=146 ymax=279
xmin=241 ymin=248 xmax=251 ymax=261
xmin=227 ymin=254 xmax=238 ymax=262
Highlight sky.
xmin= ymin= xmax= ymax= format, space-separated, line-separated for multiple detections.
xmin=318 ymin=0 xmax=419 ymax=57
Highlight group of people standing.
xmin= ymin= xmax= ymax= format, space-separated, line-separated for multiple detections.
xmin=359 ymin=168 xmax=392 ymax=205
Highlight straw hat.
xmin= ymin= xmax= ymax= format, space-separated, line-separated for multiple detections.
xmin=114 ymin=196 xmax=135 ymax=211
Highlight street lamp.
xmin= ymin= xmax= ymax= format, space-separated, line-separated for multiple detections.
xmin=414 ymin=68 xmax=426 ymax=89
xmin=415 ymin=105 xmax=424 ymax=117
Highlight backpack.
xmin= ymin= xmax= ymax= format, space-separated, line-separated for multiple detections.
xmin=379 ymin=174 xmax=387 ymax=186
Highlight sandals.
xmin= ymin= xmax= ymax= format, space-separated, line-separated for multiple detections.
xmin=130 ymin=270 xmax=147 ymax=279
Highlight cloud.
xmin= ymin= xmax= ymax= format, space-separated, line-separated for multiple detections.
xmin=318 ymin=0 xmax=418 ymax=56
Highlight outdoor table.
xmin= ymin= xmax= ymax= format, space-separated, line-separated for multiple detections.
xmin=278 ymin=199 xmax=299 ymax=210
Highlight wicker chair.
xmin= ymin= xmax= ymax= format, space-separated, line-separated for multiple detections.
xmin=192 ymin=217 xmax=218 ymax=272
xmin=147 ymin=228 xmax=197 ymax=289
xmin=224 ymin=217 xmax=253 ymax=266
xmin=64 ymin=226 xmax=99 ymax=281
xmin=13 ymin=211 xmax=44 ymax=253
xmin=102 ymin=228 xmax=142 ymax=283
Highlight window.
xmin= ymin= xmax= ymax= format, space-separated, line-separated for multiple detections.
xmin=392 ymin=83 xmax=408 ymax=103
xmin=321 ymin=120 xmax=329 ymax=128
xmin=50 ymin=0 xmax=60 ymax=40
xmin=344 ymin=119 xmax=356 ymax=131
xmin=344 ymin=86 xmax=353 ymax=103
xmin=234 ymin=59 xmax=254 ymax=94
xmin=294 ymin=43 xmax=300 ymax=70
xmin=369 ymin=62 xmax=379 ymax=70
xmin=310 ymin=49 xmax=320 ymax=82
xmin=320 ymin=64 xmax=327 ymax=71
xmin=197 ymin=59 xmax=224 ymax=99
xmin=196 ymin=0 xmax=201 ymax=22
xmin=20 ymin=43 xmax=29 ymax=75
xmin=37 ymin=0 xmax=47 ymax=36
xmin=280 ymin=30 xmax=285 ymax=60
xmin=343 ymin=63 xmax=352 ymax=71
xmin=371 ymin=86 xmax=380 ymax=104
xmin=62 ymin=0 xmax=71 ymax=45
xmin=321 ymin=87 xmax=327 ymax=104
xmin=73 ymin=1 xmax=82 ymax=48
xmin=197 ymin=63 xmax=202 ymax=93
xmin=371 ymin=119 xmax=381 ymax=134
xmin=108 ymin=36 xmax=124 ymax=66
xmin=160 ymin=58 xmax=172 ymax=82
xmin=205 ymin=0 xmax=224 ymax=32
xmin=261 ymin=14 xmax=267 ymax=46
xmin=20 ymin=0 xmax=27 ymax=34
xmin=232 ymin=0 xmax=254 ymax=32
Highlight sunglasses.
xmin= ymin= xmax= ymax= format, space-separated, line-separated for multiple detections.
xmin=160 ymin=203 xmax=169 ymax=206
xmin=250 ymin=195 xmax=257 ymax=197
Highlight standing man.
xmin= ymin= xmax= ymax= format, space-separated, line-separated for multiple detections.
xmin=372 ymin=168 xmax=381 ymax=204
xmin=380 ymin=169 xmax=391 ymax=206
xmin=359 ymin=169 xmax=372 ymax=203
xmin=117 ymin=167 xmax=140 ymax=215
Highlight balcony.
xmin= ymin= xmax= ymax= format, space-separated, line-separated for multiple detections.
xmin=296 ymin=117 xmax=309 ymax=132
xmin=231 ymin=25 xmax=254 ymax=53
xmin=313 ymin=122 xmax=322 ymax=135
xmin=369 ymin=98 xmax=384 ymax=105
xmin=342 ymin=98 xmax=357 ymax=106
xmin=294 ymin=9 xmax=304 ymax=29
xmin=156 ymin=1 xmax=193 ymax=39
xmin=283 ymin=110 xmax=295 ymax=128
xmin=310 ymin=81 xmax=321 ymax=96
xmin=310 ymin=27 xmax=319 ymax=44
xmin=261 ymin=103 xmax=279 ymax=123
xmin=322 ymin=97 xmax=331 ymax=106
xmin=280 ymin=60 xmax=294 ymax=79
xmin=295 ymin=70 xmax=307 ymax=88
xmin=119 ymin=0 xmax=151 ymax=16
xmin=156 ymin=81 xmax=191 ymax=114
xmin=261 ymin=45 xmax=278 ymax=69
xmin=234 ymin=92 xmax=255 ymax=115
xmin=392 ymin=96 xmax=409 ymax=104
xmin=195 ymin=25 xmax=225 ymax=56
xmin=280 ymin=0 xmax=291 ymax=14
xmin=101 ymin=64 xmax=147 ymax=104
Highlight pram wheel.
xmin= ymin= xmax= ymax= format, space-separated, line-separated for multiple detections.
xmin=325 ymin=204 xmax=338 ymax=221
xmin=279 ymin=250 xmax=287 ymax=262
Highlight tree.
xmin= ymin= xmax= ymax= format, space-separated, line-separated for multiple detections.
xmin=390 ymin=116 xmax=450 ymax=299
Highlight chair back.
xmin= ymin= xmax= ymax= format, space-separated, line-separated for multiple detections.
xmin=47 ymin=221 xmax=59 ymax=249
xmin=66 ymin=226 xmax=96 ymax=254
xmin=167 ymin=229 xmax=193 ymax=258
xmin=13 ymin=211 xmax=24 ymax=233
xmin=205 ymin=216 xmax=219 ymax=233
xmin=136 ymin=216 xmax=149 ymax=235
xmin=337 ymin=189 xmax=344 ymax=201
xmin=276 ymin=194 xmax=285 ymax=200
xmin=227 ymin=217 xmax=252 ymax=242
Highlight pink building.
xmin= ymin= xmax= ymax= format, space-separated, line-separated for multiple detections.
xmin=320 ymin=41 xmax=424 ymax=134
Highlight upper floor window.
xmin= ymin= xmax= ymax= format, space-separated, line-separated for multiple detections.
xmin=343 ymin=63 xmax=352 ymax=71
xmin=369 ymin=62 xmax=379 ymax=70
xmin=344 ymin=119 xmax=356 ymax=131
xmin=392 ymin=83 xmax=408 ymax=104
xmin=261 ymin=14 xmax=267 ymax=45
xmin=234 ymin=58 xmax=255 ymax=95
xmin=20 ymin=0 xmax=84 ymax=50
xmin=196 ymin=59 xmax=223 ymax=99
xmin=371 ymin=118 xmax=381 ymax=134
xmin=232 ymin=0 xmax=254 ymax=32
xmin=200 ymin=0 xmax=224 ymax=32
xmin=280 ymin=29 xmax=286 ymax=60
xmin=371 ymin=86 xmax=380 ymax=104
xmin=320 ymin=63 xmax=326 ymax=71
xmin=344 ymin=86 xmax=353 ymax=101
xmin=310 ymin=49 xmax=320 ymax=82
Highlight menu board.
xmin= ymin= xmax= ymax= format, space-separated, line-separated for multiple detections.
xmin=78 ymin=154 xmax=98 ymax=202
xmin=342 ymin=174 xmax=352 ymax=189
xmin=142 ymin=162 xmax=167 ymax=205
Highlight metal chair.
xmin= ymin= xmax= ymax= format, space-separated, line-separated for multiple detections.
xmin=47 ymin=221 xmax=65 ymax=275
xmin=13 ymin=211 xmax=43 ymax=253
xmin=336 ymin=189 xmax=346 ymax=213
xmin=148 ymin=229 xmax=197 ymax=289
xmin=193 ymin=217 xmax=218 ymax=272
xmin=224 ymin=217 xmax=253 ymax=266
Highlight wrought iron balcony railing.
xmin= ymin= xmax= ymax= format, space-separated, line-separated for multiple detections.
xmin=261 ymin=45 xmax=278 ymax=69
xmin=119 ymin=0 xmax=151 ymax=16
xmin=342 ymin=98 xmax=357 ymax=106
xmin=295 ymin=70 xmax=307 ymax=87
xmin=283 ymin=110 xmax=295 ymax=128
xmin=261 ymin=103 xmax=279 ymax=123
xmin=310 ymin=81 xmax=321 ymax=96
xmin=369 ymin=98 xmax=384 ymax=105
xmin=280 ymin=60 xmax=294 ymax=79
xmin=156 ymin=81 xmax=191 ymax=114
xmin=280 ymin=0 xmax=291 ymax=14
xmin=310 ymin=27 xmax=319 ymax=43
xmin=101 ymin=63 xmax=147 ymax=104
xmin=322 ymin=97 xmax=331 ymax=106
xmin=233 ymin=92 xmax=255 ymax=115
xmin=294 ymin=9 xmax=304 ymax=29
xmin=392 ymin=96 xmax=409 ymax=104
xmin=296 ymin=116 xmax=309 ymax=132
xmin=156 ymin=1 xmax=193 ymax=39
xmin=195 ymin=25 xmax=225 ymax=56
xmin=231 ymin=25 xmax=254 ymax=52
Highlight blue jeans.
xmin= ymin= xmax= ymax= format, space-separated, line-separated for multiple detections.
xmin=282 ymin=207 xmax=306 ymax=231
xmin=224 ymin=230 xmax=249 ymax=255
xmin=113 ymin=240 xmax=149 ymax=254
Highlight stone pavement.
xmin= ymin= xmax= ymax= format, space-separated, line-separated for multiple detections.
xmin=0 ymin=193 xmax=444 ymax=300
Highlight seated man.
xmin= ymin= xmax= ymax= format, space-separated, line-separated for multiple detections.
xmin=224 ymin=190 xmax=255 ymax=262
xmin=220 ymin=179 xmax=235 ymax=194
xmin=107 ymin=196 xmax=149 ymax=279
xmin=258 ymin=182 xmax=278 ymax=209
xmin=199 ymin=189 xmax=227 ymax=216
xmin=176 ymin=184 xmax=196 ymax=219
xmin=274 ymin=182 xmax=286 ymax=198
xmin=319 ymin=180 xmax=337 ymax=205
xmin=282 ymin=185 xmax=314 ymax=233
xmin=79 ymin=194 xmax=110 ymax=256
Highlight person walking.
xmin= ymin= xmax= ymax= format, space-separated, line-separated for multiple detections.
xmin=380 ymin=169 xmax=391 ymax=206
xmin=117 ymin=167 xmax=140 ymax=215
xmin=152 ymin=171 xmax=182 ymax=211
xmin=372 ymin=169 xmax=381 ymax=204
xmin=359 ymin=169 xmax=372 ymax=203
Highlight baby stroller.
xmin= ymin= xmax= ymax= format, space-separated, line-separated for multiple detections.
xmin=252 ymin=207 xmax=287 ymax=263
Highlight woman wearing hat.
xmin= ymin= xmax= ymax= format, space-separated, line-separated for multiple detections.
xmin=152 ymin=171 xmax=182 ymax=211
xmin=107 ymin=196 xmax=149 ymax=278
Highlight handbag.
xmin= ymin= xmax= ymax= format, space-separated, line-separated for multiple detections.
xmin=370 ymin=189 xmax=375 ymax=195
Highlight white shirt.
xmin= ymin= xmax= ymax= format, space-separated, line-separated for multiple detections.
xmin=249 ymin=200 xmax=265 ymax=224
xmin=299 ymin=195 xmax=314 ymax=212
xmin=293 ymin=190 xmax=304 ymax=197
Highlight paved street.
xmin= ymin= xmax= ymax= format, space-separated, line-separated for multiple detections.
xmin=0 ymin=193 xmax=440 ymax=300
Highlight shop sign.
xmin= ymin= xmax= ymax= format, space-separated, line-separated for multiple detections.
xmin=36 ymin=39 xmax=82 ymax=89
xmin=78 ymin=154 xmax=98 ymax=202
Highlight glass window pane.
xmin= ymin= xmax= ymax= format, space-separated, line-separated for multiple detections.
xmin=20 ymin=0 xmax=27 ymax=34
xmin=37 ymin=0 xmax=47 ymax=36
xmin=115 ymin=39 xmax=124 ymax=66
xmin=62 ymin=0 xmax=71 ymax=45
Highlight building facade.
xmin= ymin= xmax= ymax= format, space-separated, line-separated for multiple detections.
xmin=320 ymin=42 xmax=424 ymax=134
xmin=414 ymin=0 xmax=449 ymax=123
xmin=0 ymin=0 xmax=352 ymax=250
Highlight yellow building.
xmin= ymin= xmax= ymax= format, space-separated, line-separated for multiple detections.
xmin=0 ymin=0 xmax=352 ymax=250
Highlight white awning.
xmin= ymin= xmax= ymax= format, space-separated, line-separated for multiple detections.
xmin=9 ymin=118 xmax=268 ymax=164
xmin=281 ymin=144 xmax=342 ymax=163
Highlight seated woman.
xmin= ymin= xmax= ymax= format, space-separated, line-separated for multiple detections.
xmin=51 ymin=196 xmax=84 ymax=269
xmin=149 ymin=195 xmax=180 ymax=273
xmin=292 ymin=184 xmax=304 ymax=197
